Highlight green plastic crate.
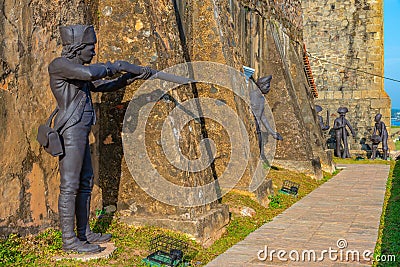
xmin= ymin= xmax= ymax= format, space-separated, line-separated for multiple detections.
xmin=142 ymin=235 xmax=189 ymax=267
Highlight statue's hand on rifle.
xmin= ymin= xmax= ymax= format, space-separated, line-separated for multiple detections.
xmin=124 ymin=66 xmax=153 ymax=84
xmin=109 ymin=60 xmax=153 ymax=85
xmin=114 ymin=60 xmax=155 ymax=75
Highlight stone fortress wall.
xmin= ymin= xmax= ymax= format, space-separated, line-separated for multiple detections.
xmin=302 ymin=0 xmax=390 ymax=151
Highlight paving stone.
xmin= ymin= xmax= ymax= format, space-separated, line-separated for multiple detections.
xmin=205 ymin=164 xmax=389 ymax=266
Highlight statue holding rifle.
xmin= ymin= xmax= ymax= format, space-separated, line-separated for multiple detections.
xmin=372 ymin=113 xmax=389 ymax=160
xmin=333 ymin=107 xmax=356 ymax=158
xmin=46 ymin=24 xmax=154 ymax=253
xmin=45 ymin=24 xmax=192 ymax=253
xmin=315 ymin=105 xmax=330 ymax=131
xmin=249 ymin=74 xmax=283 ymax=159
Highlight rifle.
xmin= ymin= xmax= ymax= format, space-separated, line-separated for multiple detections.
xmin=326 ymin=110 xmax=330 ymax=128
xmin=119 ymin=61 xmax=196 ymax=84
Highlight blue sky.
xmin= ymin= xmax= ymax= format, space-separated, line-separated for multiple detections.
xmin=385 ymin=0 xmax=400 ymax=108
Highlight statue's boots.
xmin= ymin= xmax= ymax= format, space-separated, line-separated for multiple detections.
xmin=383 ymin=149 xmax=388 ymax=160
xmin=80 ymin=225 xmax=112 ymax=244
xmin=76 ymin=193 xmax=112 ymax=244
xmin=59 ymin=194 xmax=101 ymax=253
xmin=342 ymin=148 xmax=350 ymax=158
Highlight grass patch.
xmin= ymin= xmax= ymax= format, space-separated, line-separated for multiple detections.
xmin=333 ymin=157 xmax=391 ymax=165
xmin=0 ymin=167 xmax=337 ymax=266
xmin=0 ymin=229 xmax=62 ymax=266
xmin=374 ymin=160 xmax=400 ymax=266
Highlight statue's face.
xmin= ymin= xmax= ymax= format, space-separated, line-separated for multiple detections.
xmin=78 ymin=44 xmax=96 ymax=64
xmin=259 ymin=81 xmax=271 ymax=94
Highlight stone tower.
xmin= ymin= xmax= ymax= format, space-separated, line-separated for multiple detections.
xmin=302 ymin=0 xmax=390 ymax=151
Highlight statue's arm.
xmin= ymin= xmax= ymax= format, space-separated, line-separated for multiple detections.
xmin=91 ymin=67 xmax=153 ymax=92
xmin=48 ymin=57 xmax=118 ymax=81
xmin=347 ymin=120 xmax=356 ymax=137
xmin=260 ymin=115 xmax=283 ymax=140
xmin=318 ymin=116 xmax=327 ymax=130
xmin=91 ymin=73 xmax=134 ymax=92
xmin=250 ymin=92 xmax=282 ymax=140
xmin=381 ymin=122 xmax=389 ymax=136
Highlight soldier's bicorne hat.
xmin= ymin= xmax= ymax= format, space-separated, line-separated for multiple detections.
xmin=59 ymin=25 xmax=97 ymax=46
xmin=337 ymin=107 xmax=348 ymax=114
xmin=256 ymin=75 xmax=272 ymax=94
xmin=315 ymin=105 xmax=323 ymax=113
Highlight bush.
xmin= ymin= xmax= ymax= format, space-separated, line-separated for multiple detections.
xmin=268 ymin=194 xmax=284 ymax=209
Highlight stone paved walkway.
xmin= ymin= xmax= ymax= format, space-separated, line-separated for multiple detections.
xmin=205 ymin=164 xmax=390 ymax=267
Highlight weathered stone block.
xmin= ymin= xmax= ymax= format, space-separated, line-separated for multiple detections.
xmin=120 ymin=204 xmax=229 ymax=247
xmin=361 ymin=90 xmax=380 ymax=98
xmin=371 ymin=99 xmax=390 ymax=109
xmin=333 ymin=91 xmax=343 ymax=99
xmin=253 ymin=178 xmax=273 ymax=207
xmin=380 ymin=109 xmax=391 ymax=119
xmin=343 ymin=91 xmax=352 ymax=99
xmin=353 ymin=91 xmax=362 ymax=99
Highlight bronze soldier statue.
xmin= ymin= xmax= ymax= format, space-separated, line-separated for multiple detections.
xmin=48 ymin=25 xmax=152 ymax=253
xmin=333 ymin=107 xmax=356 ymax=158
xmin=373 ymin=113 xmax=389 ymax=160
xmin=249 ymin=75 xmax=283 ymax=159
xmin=315 ymin=105 xmax=330 ymax=131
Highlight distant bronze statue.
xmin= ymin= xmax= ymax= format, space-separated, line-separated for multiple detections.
xmin=48 ymin=25 xmax=153 ymax=253
xmin=372 ymin=113 xmax=389 ymax=160
xmin=249 ymin=75 xmax=283 ymax=159
xmin=333 ymin=107 xmax=356 ymax=158
xmin=315 ymin=105 xmax=330 ymax=131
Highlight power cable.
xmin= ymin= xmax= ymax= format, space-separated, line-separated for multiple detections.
xmin=306 ymin=51 xmax=400 ymax=83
